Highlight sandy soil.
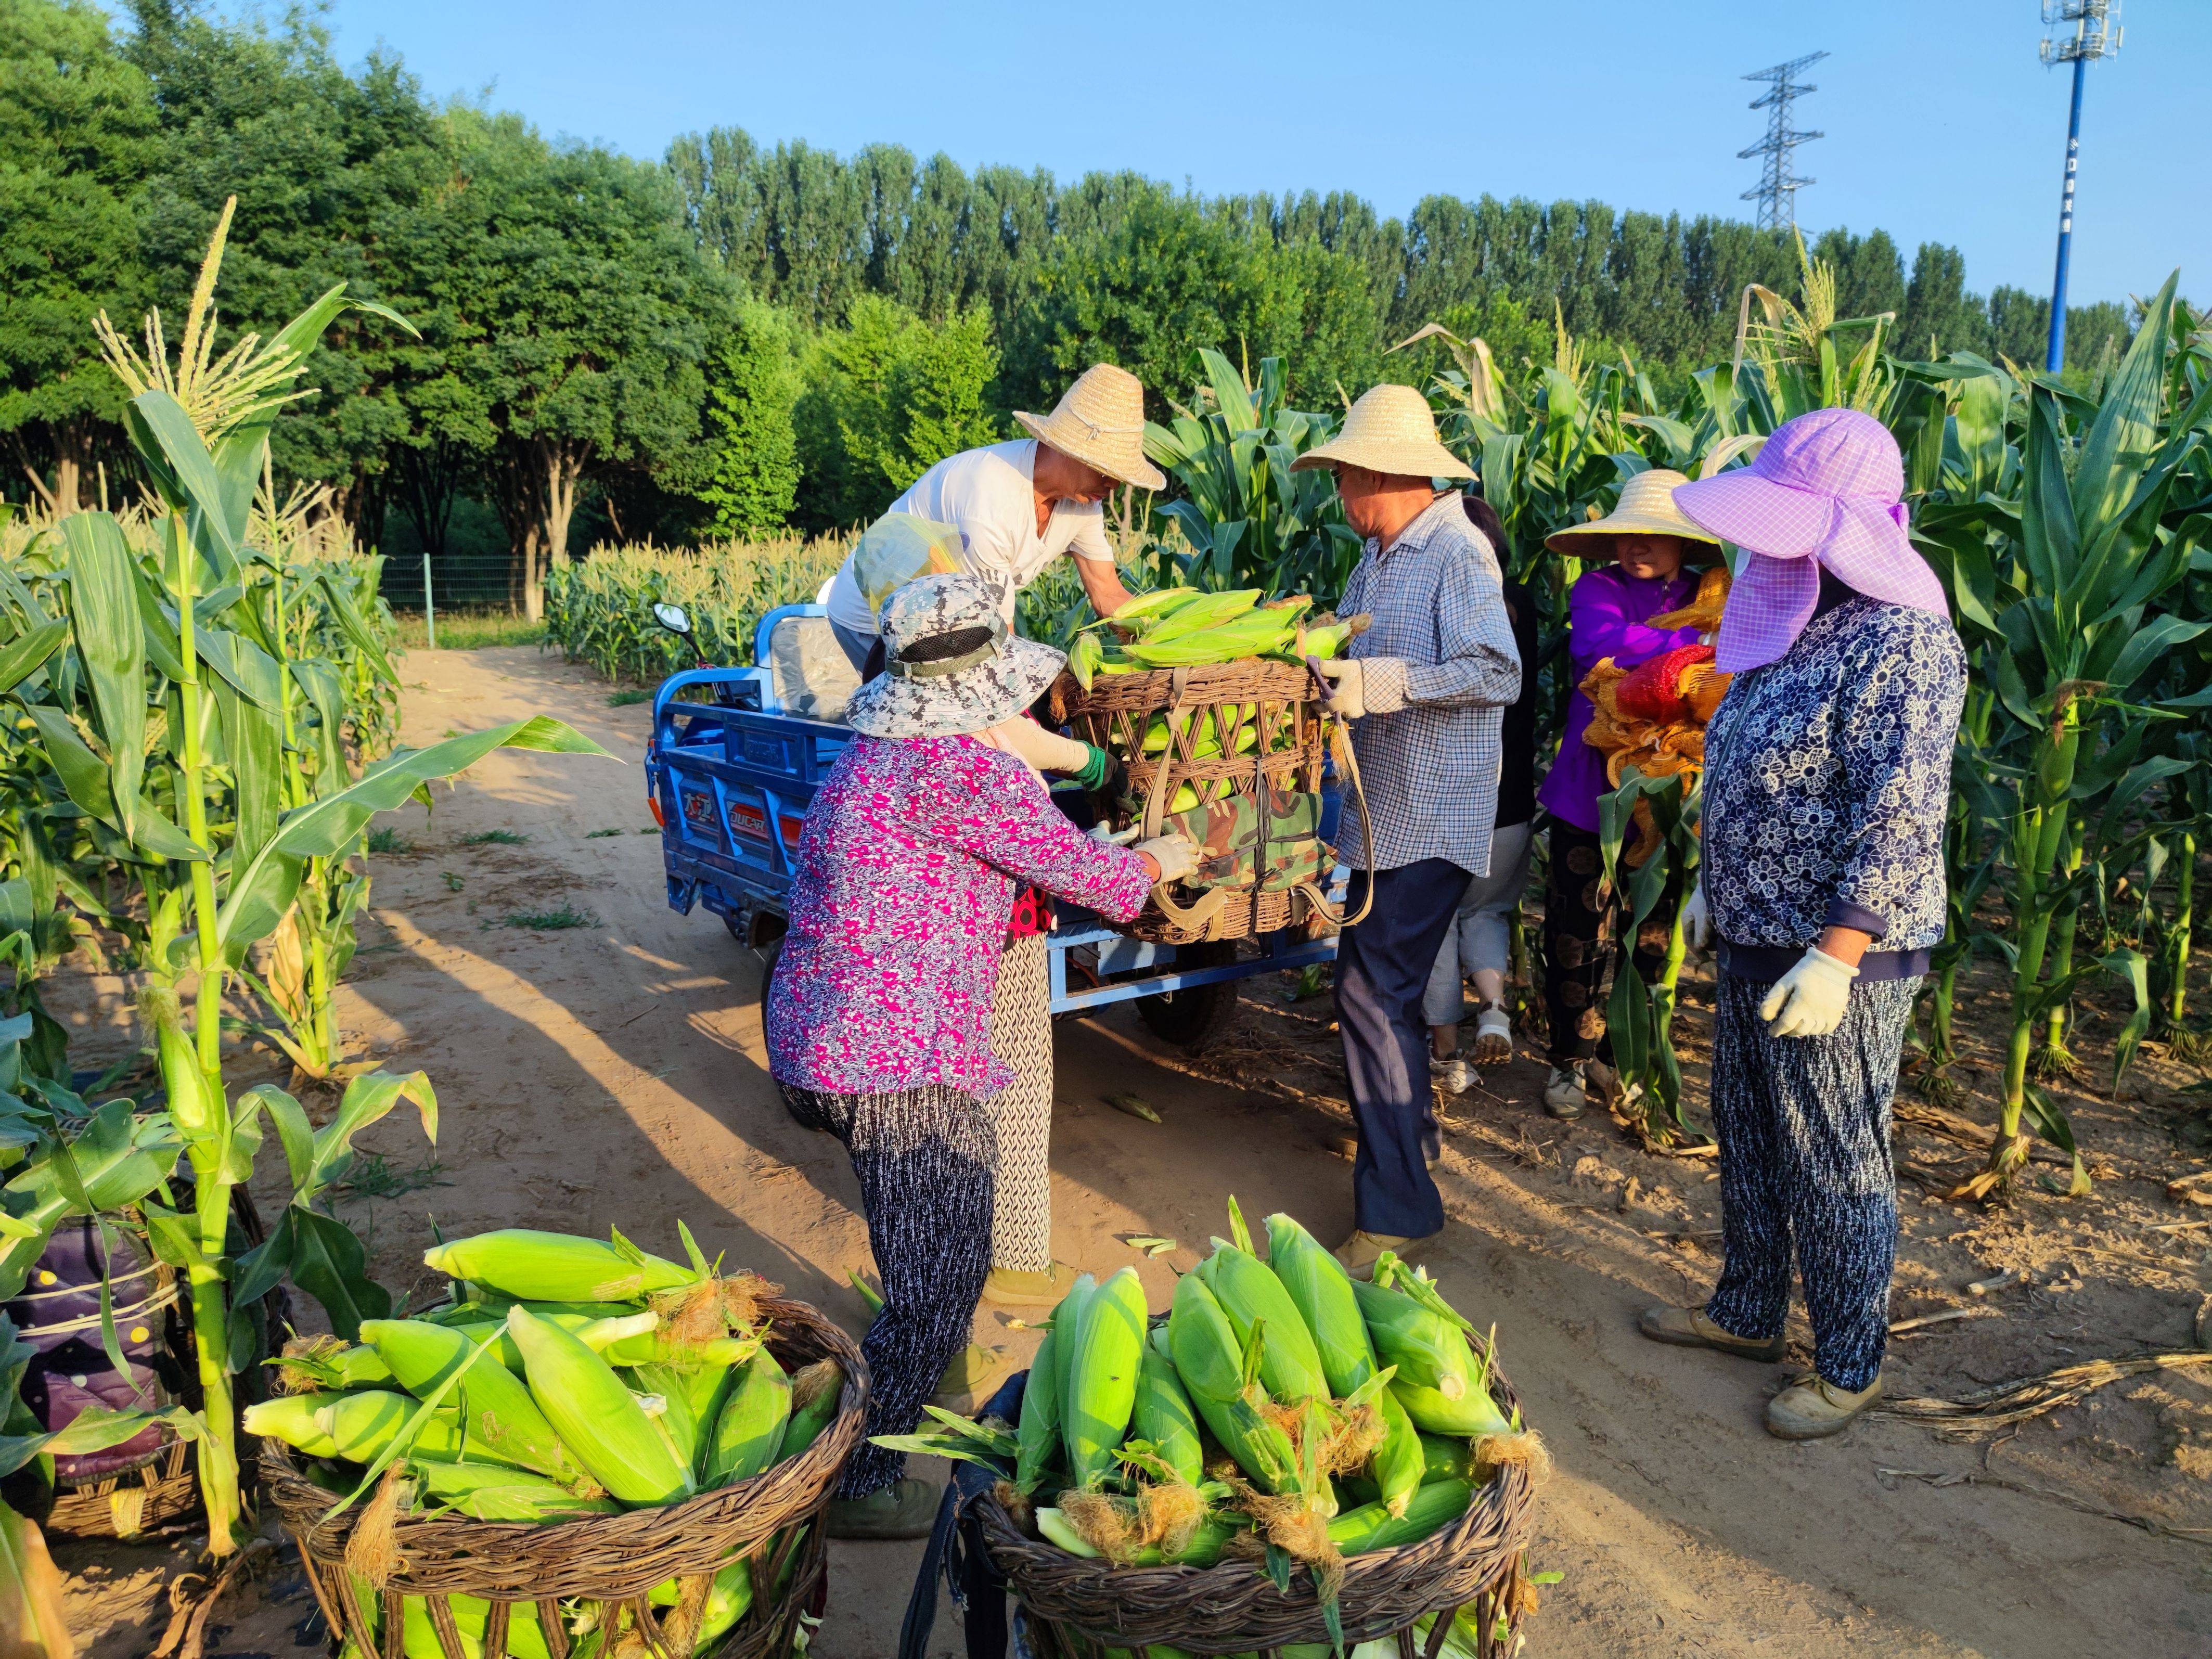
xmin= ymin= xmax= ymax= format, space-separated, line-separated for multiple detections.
xmin=47 ymin=644 xmax=2212 ymax=1657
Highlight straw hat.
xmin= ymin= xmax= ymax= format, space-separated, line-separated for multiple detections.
xmin=1544 ymin=468 xmax=1722 ymax=558
xmin=1014 ymin=364 xmax=1166 ymax=492
xmin=1290 ymin=384 xmax=1474 ymax=482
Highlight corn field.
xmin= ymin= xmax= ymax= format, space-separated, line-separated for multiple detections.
xmin=0 ymin=203 xmax=609 ymax=1582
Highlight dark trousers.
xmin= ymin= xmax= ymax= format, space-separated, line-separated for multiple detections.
xmin=1542 ymin=818 xmax=1678 ymax=1069
xmin=781 ymin=1082 xmax=996 ymax=1497
xmin=1335 ymin=857 xmax=1472 ymax=1239
xmin=1704 ymin=974 xmax=1917 ymax=1393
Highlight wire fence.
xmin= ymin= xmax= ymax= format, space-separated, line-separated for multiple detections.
xmin=378 ymin=550 xmax=523 ymax=614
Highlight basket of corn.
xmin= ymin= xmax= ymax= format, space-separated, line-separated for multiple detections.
xmin=1045 ymin=589 xmax=1374 ymax=946
xmin=254 ymin=1223 xmax=867 ymax=1659
xmin=882 ymin=1201 xmax=1544 ymax=1656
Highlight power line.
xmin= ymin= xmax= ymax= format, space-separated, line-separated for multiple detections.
xmin=2040 ymin=2 xmax=2124 ymax=374
xmin=1738 ymin=50 xmax=1828 ymax=233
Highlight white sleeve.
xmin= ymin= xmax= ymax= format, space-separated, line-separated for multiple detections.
xmin=1061 ymin=503 xmax=1115 ymax=563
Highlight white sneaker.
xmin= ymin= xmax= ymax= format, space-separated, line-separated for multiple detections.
xmin=1431 ymin=1054 xmax=1475 ymax=1095
xmin=1543 ymin=1063 xmax=1587 ymax=1120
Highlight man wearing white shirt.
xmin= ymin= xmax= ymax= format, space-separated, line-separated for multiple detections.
xmin=823 ymin=363 xmax=1163 ymax=674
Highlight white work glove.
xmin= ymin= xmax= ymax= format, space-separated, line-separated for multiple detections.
xmin=1316 ymin=659 xmax=1367 ymax=718
xmin=1135 ymin=832 xmax=1201 ymax=884
xmin=1759 ymin=947 xmax=1859 ymax=1038
xmin=978 ymin=717 xmax=1089 ymax=776
xmin=1681 ymin=884 xmax=1711 ymax=952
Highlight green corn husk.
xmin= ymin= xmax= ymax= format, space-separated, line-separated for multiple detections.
xmin=357 ymin=1320 xmax=581 ymax=1480
xmin=241 ymin=1392 xmax=344 ymax=1458
xmin=409 ymin=1462 xmax=622 ymax=1522
xmin=1418 ymin=1431 xmax=1474 ymax=1482
xmin=508 ymin=1306 xmax=695 ymax=1504
xmin=1166 ymin=1274 xmax=1297 ymax=1494
xmin=1061 ymin=1266 xmax=1146 ymax=1488
xmin=1106 ymin=587 xmax=1199 ymax=624
xmin=1370 ymin=1382 xmax=1425 ymax=1519
xmin=1069 ymin=632 xmax=1105 ymax=690
xmin=1351 ymin=1278 xmax=1474 ymax=1397
xmin=780 ymin=1359 xmax=843 ymax=1460
xmin=1013 ymin=1328 xmax=1060 ymax=1496
xmin=314 ymin=1391 xmax=523 ymax=1470
xmin=1132 ymin=1338 xmax=1204 ymax=1487
xmin=702 ymin=1347 xmax=791 ymax=1486
xmin=594 ymin=1328 xmax=757 ymax=1370
xmin=1203 ymin=1243 xmax=1329 ymax=1404
xmin=1138 ymin=589 xmax=1261 ymax=644
xmin=1391 ymin=1376 xmax=1514 ymax=1439
xmin=427 ymin=1297 xmax=650 ymax=1326
xmin=1052 ymin=1275 xmax=1097 ymax=1423
xmin=1324 ymin=1477 xmax=1474 ymax=1554
xmin=275 ymin=1340 xmax=395 ymax=1392
xmin=442 ymin=1310 xmax=660 ymax=1372
xmin=1123 ymin=610 xmax=1299 ymax=668
xmin=1263 ymin=1212 xmax=1378 ymax=1398
xmin=422 ymin=1228 xmax=700 ymax=1303
xmin=400 ymin=1594 xmax=554 ymax=1659
xmin=630 ymin=1358 xmax=736 ymax=1476
xmin=1036 ymin=1507 xmax=1239 ymax=1568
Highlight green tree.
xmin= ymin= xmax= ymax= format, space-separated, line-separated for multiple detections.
xmin=699 ymin=298 xmax=801 ymax=537
xmin=0 ymin=0 xmax=158 ymax=511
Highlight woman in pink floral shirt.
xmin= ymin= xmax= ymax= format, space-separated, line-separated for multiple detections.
xmin=766 ymin=574 xmax=1194 ymax=1538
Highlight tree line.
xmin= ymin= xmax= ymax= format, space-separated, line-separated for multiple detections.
xmin=1 ymin=0 xmax=2140 ymax=610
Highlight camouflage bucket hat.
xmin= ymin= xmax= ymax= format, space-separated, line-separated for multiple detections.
xmin=844 ymin=573 xmax=1067 ymax=739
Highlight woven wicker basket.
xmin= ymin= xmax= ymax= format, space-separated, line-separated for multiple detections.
xmin=46 ymin=1436 xmax=200 ymax=1538
xmin=1047 ymin=661 xmax=1371 ymax=945
xmin=261 ymin=1296 xmax=868 ymax=1659
xmin=976 ymin=1357 xmax=1537 ymax=1657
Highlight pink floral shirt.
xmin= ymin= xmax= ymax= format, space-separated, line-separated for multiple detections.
xmin=765 ymin=734 xmax=1153 ymax=1097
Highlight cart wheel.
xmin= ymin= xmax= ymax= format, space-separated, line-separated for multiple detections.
xmin=757 ymin=940 xmax=781 ymax=1005
xmin=1134 ymin=941 xmax=1242 ymax=1054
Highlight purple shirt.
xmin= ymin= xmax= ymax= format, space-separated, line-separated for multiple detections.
xmin=1535 ymin=564 xmax=1702 ymax=833
xmin=765 ymin=734 xmax=1153 ymax=1097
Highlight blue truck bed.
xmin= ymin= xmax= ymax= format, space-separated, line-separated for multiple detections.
xmin=641 ymin=605 xmax=1341 ymax=1047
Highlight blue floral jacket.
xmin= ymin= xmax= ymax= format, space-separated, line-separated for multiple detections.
xmin=1702 ymin=597 xmax=1966 ymax=974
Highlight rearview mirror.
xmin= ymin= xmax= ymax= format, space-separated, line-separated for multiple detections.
xmin=652 ymin=602 xmax=692 ymax=636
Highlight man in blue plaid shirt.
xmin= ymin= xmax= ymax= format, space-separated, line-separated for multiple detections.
xmin=1294 ymin=386 xmax=1521 ymax=1277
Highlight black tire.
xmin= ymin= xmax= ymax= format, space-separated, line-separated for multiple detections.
xmin=757 ymin=940 xmax=780 ymax=1005
xmin=1135 ymin=940 xmax=1243 ymax=1054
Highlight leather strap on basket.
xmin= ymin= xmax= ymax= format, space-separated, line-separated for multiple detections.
xmin=1139 ymin=666 xmax=1229 ymax=935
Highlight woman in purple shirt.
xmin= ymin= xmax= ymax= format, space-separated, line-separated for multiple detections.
xmin=1534 ymin=470 xmax=1720 ymax=1117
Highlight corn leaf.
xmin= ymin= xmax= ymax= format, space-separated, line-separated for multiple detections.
xmin=0 ymin=1499 xmax=70 ymax=1659
xmin=58 ymin=513 xmax=147 ymax=845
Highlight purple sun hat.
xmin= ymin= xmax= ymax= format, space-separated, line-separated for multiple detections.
xmin=1673 ymin=407 xmax=1948 ymax=673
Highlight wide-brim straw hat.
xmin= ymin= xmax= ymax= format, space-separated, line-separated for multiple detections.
xmin=1290 ymin=384 xmax=1474 ymax=482
xmin=845 ymin=573 xmax=1066 ymax=740
xmin=1545 ymin=468 xmax=1723 ymax=559
xmin=1014 ymin=364 xmax=1166 ymax=492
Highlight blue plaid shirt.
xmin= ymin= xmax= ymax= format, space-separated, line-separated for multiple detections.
xmin=1338 ymin=495 xmax=1521 ymax=875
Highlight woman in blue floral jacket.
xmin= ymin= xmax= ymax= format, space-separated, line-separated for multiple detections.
xmin=1638 ymin=410 xmax=1966 ymax=1441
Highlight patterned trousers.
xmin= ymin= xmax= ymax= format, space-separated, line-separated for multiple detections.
xmin=986 ymin=934 xmax=1055 ymax=1274
xmin=1704 ymin=972 xmax=1918 ymax=1393
xmin=779 ymin=1082 xmax=996 ymax=1498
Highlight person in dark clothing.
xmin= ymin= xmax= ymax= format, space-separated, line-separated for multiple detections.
xmin=1423 ymin=494 xmax=1539 ymax=1090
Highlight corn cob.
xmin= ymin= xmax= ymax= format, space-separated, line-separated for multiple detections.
xmin=1370 ymin=1382 xmax=1425 ymax=1519
xmin=1106 ymin=587 xmax=1198 ymax=624
xmin=1122 ymin=609 xmax=1300 ymax=667
xmin=358 ymin=1320 xmax=580 ymax=1480
xmin=422 ymin=1228 xmax=699 ymax=1302
xmin=1262 ymin=1212 xmax=1377 ymax=1397
xmin=1324 ymin=1477 xmax=1473 ymax=1554
xmin=780 ymin=1359 xmax=843 ymax=1459
xmin=629 ymin=1358 xmax=736 ymax=1477
xmin=507 ymin=1305 xmax=695 ymax=1504
xmin=702 ymin=1346 xmax=792 ymax=1486
xmin=1418 ymin=1431 xmax=1473 ymax=1481
xmin=241 ymin=1392 xmax=344 ymax=1458
xmin=1136 ymin=589 xmax=1259 ymax=644
xmin=1165 ymin=1272 xmax=1297 ymax=1494
xmin=1061 ymin=1266 xmax=1146 ymax=1487
xmin=409 ymin=1462 xmax=622 ymax=1522
xmin=1013 ymin=1327 xmax=1059 ymax=1496
xmin=275 ymin=1342 xmax=395 ymax=1392
xmin=1132 ymin=1335 xmax=1203 ymax=1487
xmin=1202 ymin=1243 xmax=1329 ymax=1404
xmin=1052 ymin=1275 xmax=1096 ymax=1420
xmin=398 ymin=1594 xmax=554 ymax=1659
xmin=594 ymin=1327 xmax=757 ymax=1370
xmin=1034 ymin=1508 xmax=1237 ymax=1567
xmin=442 ymin=1309 xmax=659 ymax=1372
xmin=1349 ymin=1279 xmax=1473 ymax=1397
xmin=1391 ymin=1375 xmax=1514 ymax=1438
xmin=1069 ymin=632 xmax=1105 ymax=690
xmin=313 ymin=1391 xmax=522 ymax=1469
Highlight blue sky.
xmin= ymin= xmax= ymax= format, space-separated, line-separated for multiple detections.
xmin=282 ymin=0 xmax=2202 ymax=307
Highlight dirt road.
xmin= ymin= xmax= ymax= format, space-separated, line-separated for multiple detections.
xmin=62 ymin=644 xmax=2212 ymax=1657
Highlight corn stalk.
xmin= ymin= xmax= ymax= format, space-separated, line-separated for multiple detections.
xmin=1595 ymin=770 xmax=1699 ymax=1147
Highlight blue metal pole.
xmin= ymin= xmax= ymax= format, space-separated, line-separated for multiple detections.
xmin=2046 ymin=49 xmax=2089 ymax=375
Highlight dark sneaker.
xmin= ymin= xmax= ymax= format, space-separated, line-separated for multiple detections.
xmin=1637 ymin=1304 xmax=1788 ymax=1363
xmin=826 ymin=1476 xmax=941 ymax=1539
